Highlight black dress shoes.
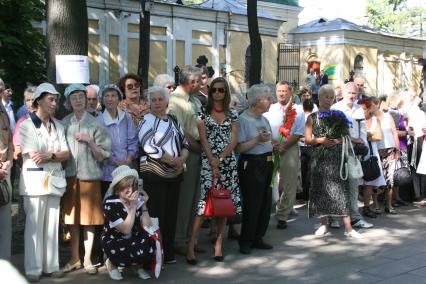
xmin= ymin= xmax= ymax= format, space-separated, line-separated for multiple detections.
xmin=252 ymin=240 xmax=273 ymax=250
xmin=277 ymin=220 xmax=288 ymax=229
xmin=239 ymin=243 xmax=252 ymax=254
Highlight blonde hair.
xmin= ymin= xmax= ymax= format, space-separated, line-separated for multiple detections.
xmin=113 ymin=176 xmax=135 ymax=195
xmin=386 ymin=93 xmax=402 ymax=109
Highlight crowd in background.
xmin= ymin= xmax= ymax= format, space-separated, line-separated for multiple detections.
xmin=0 ymin=66 xmax=425 ymax=282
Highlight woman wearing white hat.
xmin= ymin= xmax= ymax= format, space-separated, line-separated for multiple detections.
xmin=19 ymin=83 xmax=70 ymax=282
xmin=60 ymin=84 xmax=112 ymax=275
xmin=102 ymin=165 xmax=154 ymax=280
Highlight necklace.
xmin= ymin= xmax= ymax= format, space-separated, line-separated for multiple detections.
xmin=213 ymin=106 xmax=224 ymax=113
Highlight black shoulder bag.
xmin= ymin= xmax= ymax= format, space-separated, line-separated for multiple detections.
xmin=361 ymin=141 xmax=381 ymax=181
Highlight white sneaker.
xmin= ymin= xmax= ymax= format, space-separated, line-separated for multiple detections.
xmin=352 ymin=219 xmax=373 ymax=228
xmin=315 ymin=225 xmax=328 ymax=236
xmin=344 ymin=229 xmax=364 ymax=239
xmin=106 ymin=259 xmax=123 ymax=281
xmin=137 ymin=268 xmax=151 ymax=280
xmin=330 ymin=220 xmax=341 ymax=229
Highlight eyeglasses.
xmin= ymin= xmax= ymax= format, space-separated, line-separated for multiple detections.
xmin=211 ymin=87 xmax=225 ymax=93
xmin=165 ymin=85 xmax=173 ymax=89
xmin=126 ymin=83 xmax=141 ymax=90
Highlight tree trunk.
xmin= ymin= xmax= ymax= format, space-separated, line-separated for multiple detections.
xmin=138 ymin=0 xmax=150 ymax=88
xmin=247 ymin=0 xmax=262 ymax=86
xmin=46 ymin=0 xmax=88 ymax=117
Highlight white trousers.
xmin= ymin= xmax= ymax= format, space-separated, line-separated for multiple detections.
xmin=0 ymin=173 xmax=12 ymax=260
xmin=23 ymin=195 xmax=60 ymax=276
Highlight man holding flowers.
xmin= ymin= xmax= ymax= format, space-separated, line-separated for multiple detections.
xmin=264 ymin=81 xmax=305 ymax=230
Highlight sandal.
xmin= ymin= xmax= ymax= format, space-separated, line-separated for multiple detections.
xmin=83 ymin=264 xmax=98 ymax=275
xmin=61 ymin=260 xmax=81 ymax=273
xmin=385 ymin=207 xmax=397 ymax=215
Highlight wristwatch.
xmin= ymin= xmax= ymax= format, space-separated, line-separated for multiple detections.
xmin=51 ymin=153 xmax=56 ymax=161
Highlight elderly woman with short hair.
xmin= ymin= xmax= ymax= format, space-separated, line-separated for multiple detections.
xmin=138 ymin=86 xmax=189 ymax=263
xmin=236 ymin=84 xmax=274 ymax=255
xmin=96 ymin=85 xmax=138 ymax=196
xmin=19 ymin=83 xmax=70 ymax=281
xmin=305 ymin=84 xmax=361 ymax=238
xmin=153 ymin=74 xmax=175 ymax=94
xmin=60 ymin=84 xmax=112 ymax=275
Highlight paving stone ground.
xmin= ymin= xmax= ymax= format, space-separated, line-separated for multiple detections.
xmin=8 ymin=203 xmax=426 ymax=283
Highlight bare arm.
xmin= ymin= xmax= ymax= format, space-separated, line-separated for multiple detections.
xmin=219 ymin=122 xmax=238 ymax=158
xmin=370 ymin=119 xmax=382 ymax=141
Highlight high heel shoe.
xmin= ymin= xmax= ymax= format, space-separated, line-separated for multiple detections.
xmin=186 ymin=245 xmax=197 ymax=265
xmin=213 ymin=255 xmax=224 ymax=262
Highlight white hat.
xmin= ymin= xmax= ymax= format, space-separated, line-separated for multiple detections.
xmin=104 ymin=165 xmax=139 ymax=200
xmin=33 ymin=83 xmax=60 ymax=101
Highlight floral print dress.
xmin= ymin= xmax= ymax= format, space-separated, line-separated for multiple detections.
xmin=195 ymin=108 xmax=242 ymax=216
xmin=308 ymin=112 xmax=350 ymax=218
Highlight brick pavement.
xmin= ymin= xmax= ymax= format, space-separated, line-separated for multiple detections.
xmin=8 ymin=203 xmax=426 ymax=283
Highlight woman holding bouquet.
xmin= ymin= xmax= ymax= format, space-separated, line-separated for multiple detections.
xmin=305 ymin=85 xmax=362 ymax=238
xmin=186 ymin=77 xmax=242 ymax=264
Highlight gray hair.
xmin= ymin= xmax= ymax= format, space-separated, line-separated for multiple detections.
xmin=23 ymin=86 xmax=36 ymax=100
xmin=179 ymin=65 xmax=201 ymax=85
xmin=247 ymin=84 xmax=271 ymax=107
xmin=146 ymin=86 xmax=170 ymax=105
xmin=0 ymin=78 xmax=4 ymax=91
xmin=153 ymin=74 xmax=174 ymax=88
xmin=318 ymin=84 xmax=335 ymax=100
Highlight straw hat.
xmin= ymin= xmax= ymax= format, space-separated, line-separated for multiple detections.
xmin=104 ymin=165 xmax=138 ymax=200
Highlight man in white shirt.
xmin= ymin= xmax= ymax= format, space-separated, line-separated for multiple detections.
xmin=264 ymin=81 xmax=305 ymax=229
xmin=331 ymin=82 xmax=373 ymax=229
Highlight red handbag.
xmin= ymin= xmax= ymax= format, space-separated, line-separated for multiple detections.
xmin=204 ymin=176 xmax=236 ymax=217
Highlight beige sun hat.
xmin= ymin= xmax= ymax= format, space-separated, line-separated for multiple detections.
xmin=104 ymin=165 xmax=139 ymax=201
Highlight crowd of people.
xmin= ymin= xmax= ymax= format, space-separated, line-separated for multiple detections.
xmin=0 ymin=67 xmax=425 ymax=282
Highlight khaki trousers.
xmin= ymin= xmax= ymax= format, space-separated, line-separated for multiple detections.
xmin=174 ymin=152 xmax=200 ymax=244
xmin=276 ymin=144 xmax=300 ymax=221
xmin=23 ymin=195 xmax=60 ymax=276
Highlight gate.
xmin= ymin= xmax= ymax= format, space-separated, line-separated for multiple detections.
xmin=277 ymin=43 xmax=300 ymax=88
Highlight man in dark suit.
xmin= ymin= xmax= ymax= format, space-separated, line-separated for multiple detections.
xmin=319 ymin=69 xmax=328 ymax=86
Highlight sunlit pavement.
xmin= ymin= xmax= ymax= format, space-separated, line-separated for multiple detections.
xmin=10 ymin=203 xmax=426 ymax=283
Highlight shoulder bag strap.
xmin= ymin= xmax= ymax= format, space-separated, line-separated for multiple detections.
xmin=340 ymin=136 xmax=348 ymax=180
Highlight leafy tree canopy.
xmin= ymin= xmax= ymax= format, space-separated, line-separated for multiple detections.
xmin=0 ymin=0 xmax=46 ymax=105
xmin=366 ymin=0 xmax=426 ymax=38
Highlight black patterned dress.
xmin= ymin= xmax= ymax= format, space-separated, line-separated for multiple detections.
xmin=308 ymin=112 xmax=350 ymax=218
xmin=101 ymin=195 xmax=153 ymax=267
xmin=195 ymin=108 xmax=242 ymax=216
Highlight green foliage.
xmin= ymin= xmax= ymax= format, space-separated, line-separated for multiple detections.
xmin=366 ymin=0 xmax=426 ymax=37
xmin=0 ymin=0 xmax=46 ymax=105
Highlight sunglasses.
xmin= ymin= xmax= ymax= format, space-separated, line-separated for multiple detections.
xmin=126 ymin=83 xmax=141 ymax=90
xmin=211 ymin=87 xmax=225 ymax=94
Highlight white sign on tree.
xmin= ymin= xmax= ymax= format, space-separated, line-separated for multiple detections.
xmin=55 ymin=55 xmax=90 ymax=84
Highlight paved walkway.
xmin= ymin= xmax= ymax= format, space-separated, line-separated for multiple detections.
xmin=9 ymin=203 xmax=426 ymax=283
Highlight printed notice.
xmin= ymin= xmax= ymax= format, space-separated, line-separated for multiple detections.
xmin=56 ymin=55 xmax=90 ymax=84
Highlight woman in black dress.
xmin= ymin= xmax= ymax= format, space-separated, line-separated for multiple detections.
xmin=102 ymin=165 xmax=154 ymax=280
